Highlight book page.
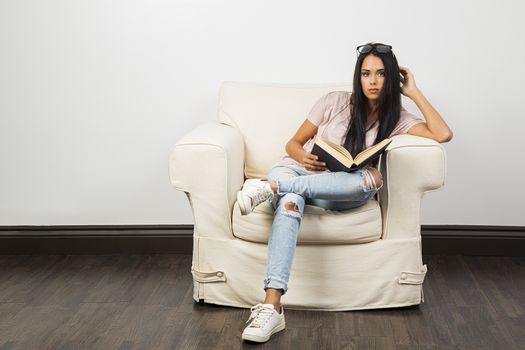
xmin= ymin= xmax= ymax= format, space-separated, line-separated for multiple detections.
xmin=354 ymin=139 xmax=390 ymax=164
xmin=316 ymin=140 xmax=354 ymax=167
xmin=323 ymin=140 xmax=353 ymax=160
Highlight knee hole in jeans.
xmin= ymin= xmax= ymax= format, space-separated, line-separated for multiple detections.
xmin=281 ymin=201 xmax=302 ymax=220
xmin=284 ymin=201 xmax=300 ymax=212
xmin=364 ymin=167 xmax=383 ymax=191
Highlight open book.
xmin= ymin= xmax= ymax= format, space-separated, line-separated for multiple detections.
xmin=311 ymin=138 xmax=392 ymax=172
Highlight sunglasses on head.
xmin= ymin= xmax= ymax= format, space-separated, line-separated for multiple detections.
xmin=356 ymin=44 xmax=392 ymax=55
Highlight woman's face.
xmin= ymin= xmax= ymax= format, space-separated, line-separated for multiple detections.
xmin=360 ymin=54 xmax=385 ymax=102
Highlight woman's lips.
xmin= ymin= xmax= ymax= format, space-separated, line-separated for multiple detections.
xmin=369 ymin=89 xmax=379 ymax=94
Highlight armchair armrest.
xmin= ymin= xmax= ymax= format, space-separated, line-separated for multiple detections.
xmin=378 ymin=134 xmax=447 ymax=240
xmin=169 ymin=122 xmax=244 ymax=239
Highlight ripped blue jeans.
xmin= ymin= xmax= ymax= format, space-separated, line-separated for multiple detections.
xmin=263 ymin=164 xmax=380 ymax=295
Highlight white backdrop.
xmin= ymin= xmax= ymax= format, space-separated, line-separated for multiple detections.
xmin=1 ymin=0 xmax=524 ymax=226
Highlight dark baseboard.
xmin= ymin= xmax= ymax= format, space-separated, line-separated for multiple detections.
xmin=0 ymin=225 xmax=193 ymax=255
xmin=421 ymin=225 xmax=525 ymax=256
xmin=0 ymin=224 xmax=524 ymax=256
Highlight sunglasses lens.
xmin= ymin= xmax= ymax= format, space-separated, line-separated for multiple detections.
xmin=358 ymin=45 xmax=372 ymax=54
xmin=376 ymin=45 xmax=391 ymax=53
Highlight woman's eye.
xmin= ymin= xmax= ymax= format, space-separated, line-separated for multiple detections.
xmin=362 ymin=72 xmax=369 ymax=77
xmin=378 ymin=71 xmax=385 ymax=77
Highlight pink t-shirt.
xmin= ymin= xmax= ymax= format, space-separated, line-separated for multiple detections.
xmin=276 ymin=91 xmax=425 ymax=174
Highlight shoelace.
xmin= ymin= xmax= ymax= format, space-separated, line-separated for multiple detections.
xmin=245 ymin=304 xmax=274 ymax=328
xmin=250 ymin=186 xmax=274 ymax=207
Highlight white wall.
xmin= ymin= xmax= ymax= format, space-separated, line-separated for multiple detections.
xmin=1 ymin=0 xmax=524 ymax=226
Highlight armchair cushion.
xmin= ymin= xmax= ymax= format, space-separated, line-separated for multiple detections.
xmin=232 ymin=198 xmax=382 ymax=244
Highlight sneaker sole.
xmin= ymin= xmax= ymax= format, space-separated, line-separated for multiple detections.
xmin=241 ymin=321 xmax=285 ymax=342
xmin=237 ymin=191 xmax=250 ymax=216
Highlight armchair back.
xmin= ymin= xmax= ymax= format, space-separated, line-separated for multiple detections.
xmin=217 ymin=81 xmax=352 ymax=178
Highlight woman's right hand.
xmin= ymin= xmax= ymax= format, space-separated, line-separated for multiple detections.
xmin=301 ymin=152 xmax=327 ymax=171
xmin=286 ymin=120 xmax=326 ymax=171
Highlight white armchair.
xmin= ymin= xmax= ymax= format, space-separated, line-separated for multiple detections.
xmin=169 ymin=82 xmax=446 ymax=311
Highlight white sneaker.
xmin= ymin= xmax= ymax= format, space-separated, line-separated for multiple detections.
xmin=237 ymin=179 xmax=275 ymax=216
xmin=241 ymin=303 xmax=285 ymax=343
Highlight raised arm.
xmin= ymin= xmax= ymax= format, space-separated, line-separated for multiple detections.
xmin=399 ymin=66 xmax=453 ymax=143
xmin=285 ymin=119 xmax=327 ymax=171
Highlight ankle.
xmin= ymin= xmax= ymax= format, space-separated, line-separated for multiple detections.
xmin=264 ymin=287 xmax=282 ymax=310
xmin=266 ymin=302 xmax=281 ymax=313
xmin=276 ymin=304 xmax=282 ymax=313
xmin=266 ymin=180 xmax=277 ymax=193
xmin=263 ymin=299 xmax=282 ymax=312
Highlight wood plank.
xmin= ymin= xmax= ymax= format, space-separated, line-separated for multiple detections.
xmin=0 ymin=254 xmax=523 ymax=349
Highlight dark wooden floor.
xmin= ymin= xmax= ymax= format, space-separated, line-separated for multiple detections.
xmin=0 ymin=254 xmax=523 ymax=350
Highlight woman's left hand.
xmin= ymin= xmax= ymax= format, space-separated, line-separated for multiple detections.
xmin=399 ymin=66 xmax=419 ymax=99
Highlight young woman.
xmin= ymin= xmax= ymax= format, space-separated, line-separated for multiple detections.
xmin=238 ymin=42 xmax=453 ymax=343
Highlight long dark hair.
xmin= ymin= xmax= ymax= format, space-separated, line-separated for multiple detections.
xmin=343 ymin=42 xmax=401 ymax=156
